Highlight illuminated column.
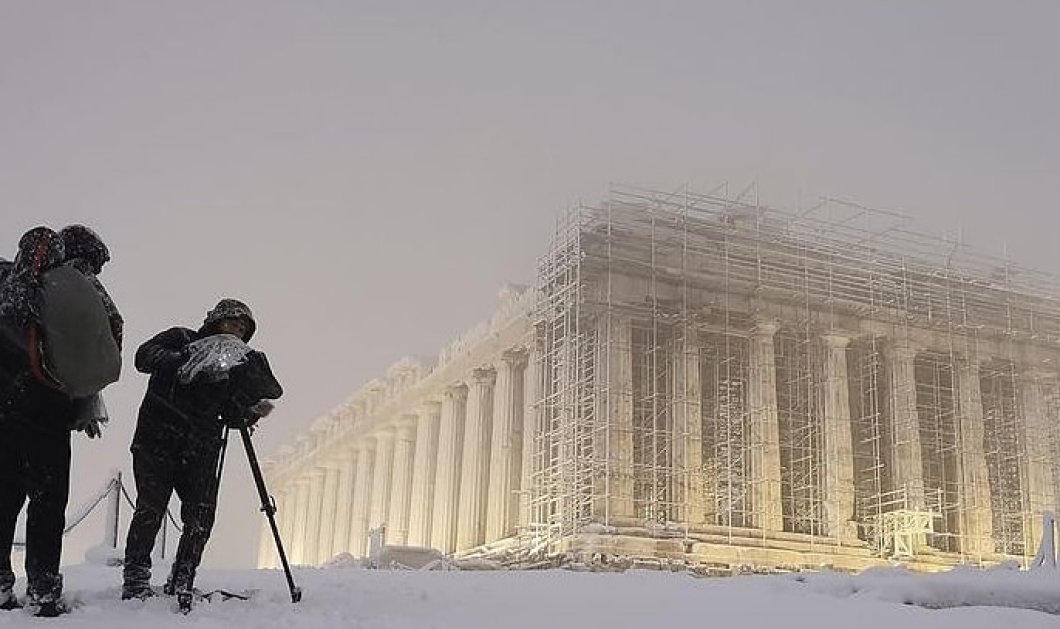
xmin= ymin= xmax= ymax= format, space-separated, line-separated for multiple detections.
xmin=302 ymin=467 xmax=326 ymax=565
xmin=594 ymin=315 xmax=635 ymax=521
xmin=821 ymin=334 xmax=857 ymax=543
xmin=458 ymin=368 xmax=496 ymax=550
xmin=486 ymin=350 xmax=528 ymax=542
xmin=1021 ymin=369 xmax=1058 ymax=552
xmin=431 ymin=385 xmax=468 ymax=553
xmin=348 ymin=439 xmax=375 ymax=557
xmin=316 ymin=464 xmax=341 ymax=563
xmin=886 ymin=342 xmax=925 ymax=510
xmin=290 ymin=477 xmax=310 ymax=564
xmin=749 ymin=320 xmax=783 ymax=532
xmin=331 ymin=455 xmax=356 ymax=556
xmin=519 ymin=342 xmax=540 ymax=529
xmin=369 ymin=428 xmax=396 ymax=533
xmin=675 ymin=327 xmax=706 ymax=525
xmin=956 ymin=356 xmax=993 ymax=557
xmin=387 ymin=420 xmax=417 ymax=545
xmin=408 ymin=402 xmax=442 ymax=546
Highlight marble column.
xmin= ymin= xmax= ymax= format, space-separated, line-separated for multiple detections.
xmin=369 ymin=428 xmax=396 ymax=533
xmin=408 ymin=402 xmax=442 ymax=546
xmin=277 ymin=487 xmax=296 ymax=563
xmin=458 ymin=368 xmax=497 ymax=550
xmin=748 ymin=320 xmax=783 ymax=532
xmin=348 ymin=440 xmax=375 ymax=557
xmin=303 ymin=468 xmax=327 ymax=565
xmin=594 ymin=315 xmax=635 ymax=522
xmin=331 ymin=455 xmax=356 ymax=556
xmin=317 ymin=464 xmax=341 ymax=563
xmin=821 ymin=334 xmax=857 ymax=543
xmin=955 ymin=356 xmax=994 ymax=557
xmin=519 ymin=342 xmax=541 ymax=530
xmin=431 ymin=385 xmax=468 ymax=553
xmin=1021 ymin=369 xmax=1058 ymax=552
xmin=290 ymin=477 xmax=311 ymax=564
xmin=487 ymin=350 xmax=528 ymax=542
xmin=675 ymin=326 xmax=705 ymax=525
xmin=886 ymin=342 xmax=925 ymax=510
xmin=388 ymin=420 xmax=417 ymax=545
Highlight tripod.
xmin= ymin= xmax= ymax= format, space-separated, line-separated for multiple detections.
xmin=216 ymin=424 xmax=302 ymax=603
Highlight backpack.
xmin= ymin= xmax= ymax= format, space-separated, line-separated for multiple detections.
xmin=36 ymin=263 xmax=121 ymax=397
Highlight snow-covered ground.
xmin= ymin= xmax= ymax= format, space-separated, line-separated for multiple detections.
xmin=4 ymin=562 xmax=1060 ymax=628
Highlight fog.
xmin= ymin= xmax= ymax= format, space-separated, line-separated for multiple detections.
xmin=1 ymin=1 xmax=1057 ymax=569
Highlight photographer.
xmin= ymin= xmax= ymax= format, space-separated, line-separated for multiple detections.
xmin=121 ymin=299 xmax=281 ymax=605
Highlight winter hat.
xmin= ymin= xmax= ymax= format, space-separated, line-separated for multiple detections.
xmin=59 ymin=224 xmax=110 ymax=273
xmin=15 ymin=226 xmax=65 ymax=274
xmin=203 ymin=298 xmax=256 ymax=341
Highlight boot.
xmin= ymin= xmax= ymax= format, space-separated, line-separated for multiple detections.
xmin=0 ymin=587 xmax=21 ymax=611
xmin=122 ymin=561 xmax=155 ymax=600
xmin=27 ymin=574 xmax=67 ymax=617
xmin=121 ymin=582 xmax=157 ymax=601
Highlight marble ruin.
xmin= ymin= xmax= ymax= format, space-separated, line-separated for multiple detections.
xmin=260 ymin=186 xmax=1060 ymax=572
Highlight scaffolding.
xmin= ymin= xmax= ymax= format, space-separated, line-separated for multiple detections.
xmin=526 ymin=183 xmax=1060 ymax=567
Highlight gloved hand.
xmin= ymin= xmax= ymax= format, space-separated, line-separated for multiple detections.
xmin=75 ymin=417 xmax=105 ymax=439
xmin=248 ymin=399 xmax=274 ymax=419
xmin=71 ymin=394 xmax=109 ymax=439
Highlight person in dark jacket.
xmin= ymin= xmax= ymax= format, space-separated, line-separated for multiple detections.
xmin=121 ymin=299 xmax=281 ymax=603
xmin=0 ymin=227 xmax=101 ymax=617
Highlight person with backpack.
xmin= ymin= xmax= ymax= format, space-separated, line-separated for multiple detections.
xmin=121 ymin=299 xmax=281 ymax=608
xmin=0 ymin=225 xmax=122 ymax=617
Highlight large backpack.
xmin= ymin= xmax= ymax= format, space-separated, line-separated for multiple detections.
xmin=36 ymin=263 xmax=121 ymax=397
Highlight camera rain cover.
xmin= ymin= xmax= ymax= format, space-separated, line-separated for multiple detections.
xmin=178 ymin=334 xmax=253 ymax=385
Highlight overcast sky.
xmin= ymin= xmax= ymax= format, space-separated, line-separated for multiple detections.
xmin=2 ymin=1 xmax=1058 ymax=569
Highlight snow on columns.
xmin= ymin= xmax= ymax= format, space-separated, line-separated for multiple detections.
xmin=955 ymin=356 xmax=994 ymax=558
xmin=387 ymin=419 xmax=417 ymax=545
xmin=432 ymin=385 xmax=468 ymax=553
xmin=821 ymin=334 xmax=857 ymax=543
xmin=369 ymin=427 xmax=396 ymax=536
xmin=748 ymin=319 xmax=783 ymax=532
xmin=458 ymin=368 xmax=497 ymax=551
xmin=408 ymin=402 xmax=442 ymax=547
xmin=348 ymin=439 xmax=376 ymax=557
xmin=486 ymin=349 xmax=528 ymax=542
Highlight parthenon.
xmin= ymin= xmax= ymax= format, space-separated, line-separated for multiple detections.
xmin=260 ymin=185 xmax=1060 ymax=573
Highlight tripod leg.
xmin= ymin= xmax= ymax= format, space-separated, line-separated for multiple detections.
xmin=238 ymin=426 xmax=302 ymax=603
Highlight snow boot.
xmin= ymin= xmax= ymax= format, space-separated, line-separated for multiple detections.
xmin=27 ymin=574 xmax=67 ymax=618
xmin=121 ymin=583 xmax=157 ymax=601
xmin=0 ymin=588 xmax=21 ymax=611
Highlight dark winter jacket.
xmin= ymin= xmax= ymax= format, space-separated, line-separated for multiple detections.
xmin=0 ymin=228 xmax=72 ymax=430
xmin=131 ymin=325 xmax=281 ymax=456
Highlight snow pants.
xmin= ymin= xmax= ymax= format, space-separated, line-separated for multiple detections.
xmin=122 ymin=441 xmax=222 ymax=593
xmin=0 ymin=418 xmax=71 ymax=601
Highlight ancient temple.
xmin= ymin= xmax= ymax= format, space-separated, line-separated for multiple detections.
xmin=260 ymin=186 xmax=1060 ymax=572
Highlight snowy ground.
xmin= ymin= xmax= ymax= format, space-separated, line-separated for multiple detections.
xmin=3 ymin=562 xmax=1060 ymax=628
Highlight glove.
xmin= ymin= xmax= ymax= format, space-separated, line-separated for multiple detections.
xmin=248 ymin=399 xmax=274 ymax=419
xmin=71 ymin=394 xmax=109 ymax=439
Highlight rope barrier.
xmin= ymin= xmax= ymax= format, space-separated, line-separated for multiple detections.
xmin=13 ymin=473 xmax=183 ymax=548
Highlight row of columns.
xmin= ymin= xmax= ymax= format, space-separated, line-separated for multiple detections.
xmin=595 ymin=315 xmax=1057 ymax=553
xmin=263 ymin=349 xmax=530 ymax=566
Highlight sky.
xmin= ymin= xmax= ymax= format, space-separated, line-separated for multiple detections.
xmin=1 ymin=1 xmax=1058 ymax=569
